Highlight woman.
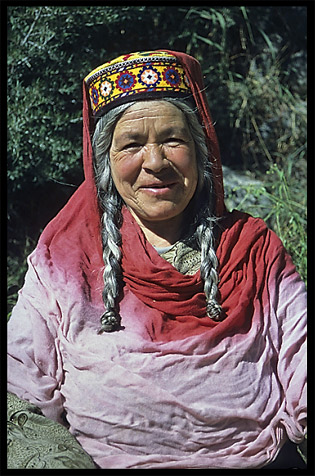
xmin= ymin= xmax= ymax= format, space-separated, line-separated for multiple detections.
xmin=7 ymin=50 xmax=306 ymax=469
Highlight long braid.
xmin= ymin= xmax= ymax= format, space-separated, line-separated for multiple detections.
xmin=197 ymin=221 xmax=222 ymax=320
xmin=166 ymin=99 xmax=224 ymax=321
xmin=93 ymin=103 xmax=134 ymax=332
xmin=98 ymin=190 xmax=123 ymax=332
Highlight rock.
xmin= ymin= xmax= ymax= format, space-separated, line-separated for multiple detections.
xmin=222 ymin=165 xmax=271 ymax=219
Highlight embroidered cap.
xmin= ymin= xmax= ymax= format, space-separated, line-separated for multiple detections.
xmin=84 ymin=50 xmax=192 ymax=117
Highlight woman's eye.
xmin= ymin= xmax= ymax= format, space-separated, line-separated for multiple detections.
xmin=123 ymin=143 xmax=142 ymax=150
xmin=164 ymin=138 xmax=184 ymax=146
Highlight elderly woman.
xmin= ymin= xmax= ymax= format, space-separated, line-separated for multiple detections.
xmin=7 ymin=50 xmax=306 ymax=469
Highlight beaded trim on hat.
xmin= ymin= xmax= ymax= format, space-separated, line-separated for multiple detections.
xmin=84 ymin=51 xmax=191 ymax=117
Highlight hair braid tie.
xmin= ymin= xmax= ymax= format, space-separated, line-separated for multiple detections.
xmin=98 ymin=310 xmax=122 ymax=333
xmin=206 ymin=301 xmax=224 ymax=321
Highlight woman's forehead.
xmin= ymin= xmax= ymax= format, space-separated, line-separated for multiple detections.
xmin=115 ymin=101 xmax=189 ymax=131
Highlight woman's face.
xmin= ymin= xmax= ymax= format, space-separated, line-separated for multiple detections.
xmin=109 ymin=100 xmax=198 ymax=231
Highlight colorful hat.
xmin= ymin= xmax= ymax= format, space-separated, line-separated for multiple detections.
xmin=84 ymin=50 xmax=192 ymax=117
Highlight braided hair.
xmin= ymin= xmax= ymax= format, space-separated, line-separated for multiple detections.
xmin=92 ymin=98 xmax=223 ymax=333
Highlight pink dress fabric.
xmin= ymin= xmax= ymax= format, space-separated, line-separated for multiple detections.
xmin=7 ymin=50 xmax=306 ymax=469
xmin=7 ymin=210 xmax=307 ymax=469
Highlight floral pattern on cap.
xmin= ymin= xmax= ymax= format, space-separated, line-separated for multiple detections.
xmin=138 ymin=66 xmax=161 ymax=87
xmin=116 ymin=72 xmax=137 ymax=92
xmin=100 ymin=80 xmax=114 ymax=98
xmin=163 ymin=67 xmax=181 ymax=87
xmin=91 ymin=87 xmax=99 ymax=106
xmin=84 ymin=51 xmax=191 ymax=117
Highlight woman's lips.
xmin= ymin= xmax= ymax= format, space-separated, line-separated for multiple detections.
xmin=138 ymin=182 xmax=177 ymax=195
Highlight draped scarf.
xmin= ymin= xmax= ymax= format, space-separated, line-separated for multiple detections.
xmin=119 ymin=203 xmax=294 ymax=342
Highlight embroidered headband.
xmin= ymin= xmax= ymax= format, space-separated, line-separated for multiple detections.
xmin=84 ymin=50 xmax=192 ymax=117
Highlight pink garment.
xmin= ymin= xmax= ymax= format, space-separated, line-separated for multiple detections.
xmin=7 ymin=210 xmax=307 ymax=469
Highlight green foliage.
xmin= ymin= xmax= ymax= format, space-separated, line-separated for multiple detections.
xmin=7 ymin=5 xmax=307 ymax=316
xmin=297 ymin=433 xmax=307 ymax=464
xmin=179 ymin=6 xmax=306 ymax=170
xmin=225 ymin=162 xmax=307 ymax=285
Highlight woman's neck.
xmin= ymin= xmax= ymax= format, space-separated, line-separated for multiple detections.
xmin=129 ymin=210 xmax=184 ymax=248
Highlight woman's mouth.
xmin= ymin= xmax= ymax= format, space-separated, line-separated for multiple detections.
xmin=138 ymin=182 xmax=177 ymax=195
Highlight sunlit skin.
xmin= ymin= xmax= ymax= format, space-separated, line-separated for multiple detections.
xmin=109 ymin=101 xmax=198 ymax=247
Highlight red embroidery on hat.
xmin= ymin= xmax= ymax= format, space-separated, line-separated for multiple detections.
xmin=116 ymin=71 xmax=137 ymax=92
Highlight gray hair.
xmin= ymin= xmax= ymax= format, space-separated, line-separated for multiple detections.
xmin=92 ymin=98 xmax=223 ymax=333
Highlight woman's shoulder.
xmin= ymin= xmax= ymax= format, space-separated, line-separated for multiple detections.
xmin=216 ymin=209 xmax=287 ymax=261
xmin=218 ymin=209 xmax=271 ymax=242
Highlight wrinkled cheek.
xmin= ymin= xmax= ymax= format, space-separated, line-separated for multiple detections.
xmin=111 ymin=160 xmax=141 ymax=193
xmin=116 ymin=161 xmax=137 ymax=180
xmin=169 ymin=149 xmax=197 ymax=176
xmin=112 ymin=181 xmax=137 ymax=205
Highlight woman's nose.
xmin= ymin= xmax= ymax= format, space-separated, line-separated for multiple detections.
xmin=142 ymin=144 xmax=168 ymax=172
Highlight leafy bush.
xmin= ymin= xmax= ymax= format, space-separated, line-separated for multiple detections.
xmin=7 ymin=5 xmax=307 ymax=315
xmin=224 ymin=162 xmax=307 ymax=285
